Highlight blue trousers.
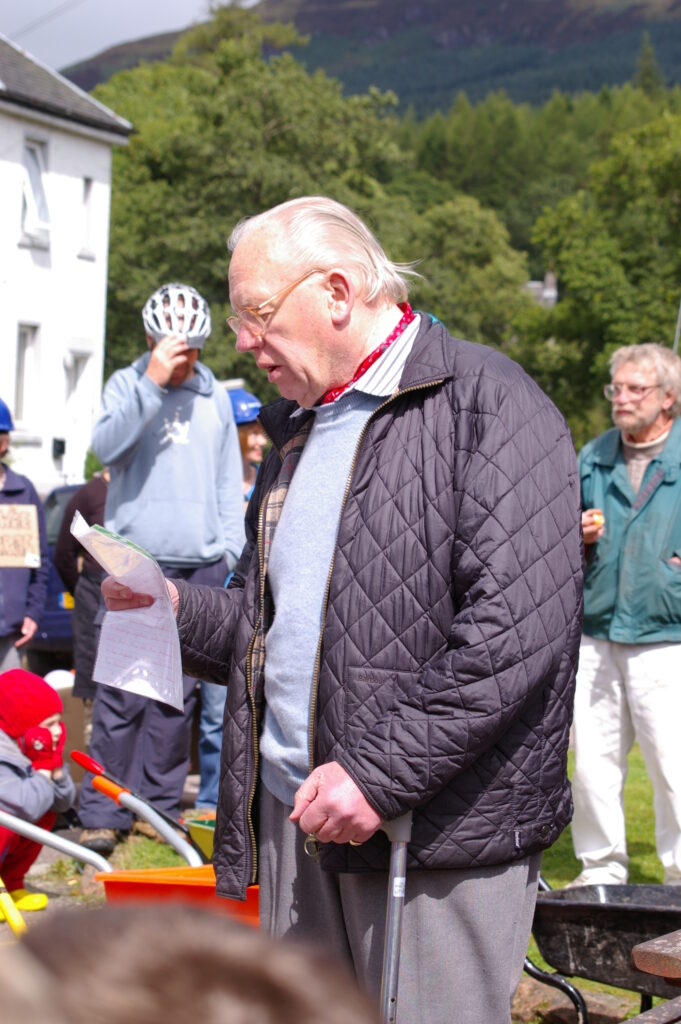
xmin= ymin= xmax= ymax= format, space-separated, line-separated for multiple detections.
xmin=78 ymin=558 xmax=227 ymax=829
xmin=196 ymin=681 xmax=227 ymax=807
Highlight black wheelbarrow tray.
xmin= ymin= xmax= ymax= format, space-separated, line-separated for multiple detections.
xmin=533 ymin=884 xmax=681 ymax=1000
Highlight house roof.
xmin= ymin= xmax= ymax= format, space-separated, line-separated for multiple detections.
xmin=0 ymin=33 xmax=132 ymax=139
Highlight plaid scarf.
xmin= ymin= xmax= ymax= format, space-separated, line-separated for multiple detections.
xmin=248 ymin=418 xmax=313 ymax=703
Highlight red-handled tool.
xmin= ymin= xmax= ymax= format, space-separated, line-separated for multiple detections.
xmin=71 ymin=749 xmax=208 ymax=860
xmin=91 ymin=776 xmax=203 ymax=866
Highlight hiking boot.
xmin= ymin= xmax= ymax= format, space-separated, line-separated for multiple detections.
xmin=132 ymin=819 xmax=165 ymax=843
xmin=79 ymin=827 xmax=118 ymax=856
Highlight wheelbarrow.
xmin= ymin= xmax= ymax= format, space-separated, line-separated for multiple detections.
xmin=527 ymin=882 xmax=681 ymax=1022
xmin=71 ymin=750 xmax=210 ymax=864
xmin=90 ymin=775 xmax=204 ymax=867
xmin=0 ymin=808 xmax=113 ymax=936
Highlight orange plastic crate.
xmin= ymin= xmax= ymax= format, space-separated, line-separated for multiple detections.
xmin=96 ymin=863 xmax=259 ymax=927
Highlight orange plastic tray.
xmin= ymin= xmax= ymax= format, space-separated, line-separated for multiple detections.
xmin=96 ymin=863 xmax=259 ymax=927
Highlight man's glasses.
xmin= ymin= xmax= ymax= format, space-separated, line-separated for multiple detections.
xmin=227 ymin=269 xmax=323 ymax=337
xmin=603 ymin=383 xmax=659 ymax=402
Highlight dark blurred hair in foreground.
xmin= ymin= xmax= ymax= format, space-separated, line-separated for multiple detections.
xmin=3 ymin=901 xmax=380 ymax=1024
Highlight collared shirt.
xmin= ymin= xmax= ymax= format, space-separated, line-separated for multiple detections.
xmin=291 ymin=314 xmax=421 ymax=418
xmin=343 ymin=314 xmax=421 ymax=400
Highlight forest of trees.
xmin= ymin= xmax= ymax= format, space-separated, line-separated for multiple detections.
xmin=94 ymin=8 xmax=681 ymax=448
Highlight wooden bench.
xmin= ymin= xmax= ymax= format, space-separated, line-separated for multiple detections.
xmin=626 ymin=930 xmax=681 ymax=1022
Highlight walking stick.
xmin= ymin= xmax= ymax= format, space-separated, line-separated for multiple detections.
xmin=379 ymin=811 xmax=413 ymax=1024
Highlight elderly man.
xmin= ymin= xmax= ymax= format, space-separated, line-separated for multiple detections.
xmin=105 ymin=197 xmax=583 ymax=1023
xmin=571 ymin=342 xmax=681 ymax=887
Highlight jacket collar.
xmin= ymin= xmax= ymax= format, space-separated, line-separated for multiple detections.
xmin=590 ymin=418 xmax=681 ymax=475
xmin=0 ymin=465 xmax=28 ymax=495
xmin=259 ymin=314 xmax=455 ymax=451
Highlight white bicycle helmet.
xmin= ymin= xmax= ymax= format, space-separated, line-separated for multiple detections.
xmin=142 ymin=282 xmax=211 ymax=347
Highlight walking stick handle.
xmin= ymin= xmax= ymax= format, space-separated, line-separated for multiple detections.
xmin=380 ymin=811 xmax=413 ymax=844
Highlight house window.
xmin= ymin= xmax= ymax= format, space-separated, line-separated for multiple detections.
xmin=21 ymin=141 xmax=50 ymax=247
xmin=78 ymin=177 xmax=95 ymax=260
xmin=16 ymin=325 xmax=39 ymax=423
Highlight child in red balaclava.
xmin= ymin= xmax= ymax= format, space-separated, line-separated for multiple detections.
xmin=0 ymin=669 xmax=76 ymax=917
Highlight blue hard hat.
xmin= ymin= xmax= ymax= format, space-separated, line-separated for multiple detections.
xmin=229 ymin=387 xmax=262 ymax=425
xmin=0 ymin=397 xmax=14 ymax=432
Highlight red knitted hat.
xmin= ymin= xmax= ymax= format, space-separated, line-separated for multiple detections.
xmin=0 ymin=669 xmax=63 ymax=739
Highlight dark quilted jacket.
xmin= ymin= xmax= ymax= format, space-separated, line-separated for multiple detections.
xmin=176 ymin=317 xmax=584 ymax=901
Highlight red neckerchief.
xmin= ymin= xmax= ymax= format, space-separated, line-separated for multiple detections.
xmin=319 ymin=303 xmax=415 ymax=406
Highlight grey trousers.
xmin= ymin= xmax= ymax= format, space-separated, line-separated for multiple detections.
xmin=259 ymin=785 xmax=540 ymax=1024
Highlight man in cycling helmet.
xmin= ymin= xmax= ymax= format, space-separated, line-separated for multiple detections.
xmin=0 ymin=397 xmax=49 ymax=671
xmin=78 ymin=284 xmax=245 ymax=855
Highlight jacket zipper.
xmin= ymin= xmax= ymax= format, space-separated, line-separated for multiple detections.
xmin=307 ymin=380 xmax=445 ymax=776
xmin=244 ymin=436 xmax=283 ymax=886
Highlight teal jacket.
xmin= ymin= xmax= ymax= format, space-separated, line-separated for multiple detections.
xmin=580 ymin=417 xmax=681 ymax=642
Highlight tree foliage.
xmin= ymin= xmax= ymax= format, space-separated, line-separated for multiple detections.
xmin=94 ymin=4 xmax=681 ymax=449
xmin=512 ymin=112 xmax=681 ymax=446
xmin=411 ymin=80 xmax=681 ymax=272
xmin=95 ymin=4 xmax=526 ymax=400
xmin=634 ymin=32 xmax=666 ymax=97
xmin=94 ymin=7 xmax=407 ymax=396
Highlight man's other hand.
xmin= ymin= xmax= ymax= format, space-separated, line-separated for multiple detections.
xmin=290 ymin=761 xmax=382 ymax=845
xmin=101 ymin=576 xmax=179 ymax=616
xmin=15 ymin=616 xmax=37 ymax=648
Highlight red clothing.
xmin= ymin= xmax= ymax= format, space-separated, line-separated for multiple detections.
xmin=0 ymin=810 xmax=56 ymax=890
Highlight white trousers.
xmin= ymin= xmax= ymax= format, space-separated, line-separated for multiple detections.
xmin=572 ymin=635 xmax=681 ymax=883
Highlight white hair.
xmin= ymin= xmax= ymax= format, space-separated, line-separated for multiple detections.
xmin=610 ymin=343 xmax=681 ymax=417
xmin=228 ymin=196 xmax=419 ymax=304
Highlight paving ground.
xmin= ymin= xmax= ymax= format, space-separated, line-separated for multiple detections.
xmin=512 ymin=975 xmax=638 ymax=1023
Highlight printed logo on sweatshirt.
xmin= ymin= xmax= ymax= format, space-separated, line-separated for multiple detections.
xmin=160 ymin=411 xmax=191 ymax=446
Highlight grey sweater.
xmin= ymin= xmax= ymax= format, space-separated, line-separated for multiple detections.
xmin=0 ymin=729 xmax=76 ymax=821
xmin=260 ymin=390 xmax=383 ymax=805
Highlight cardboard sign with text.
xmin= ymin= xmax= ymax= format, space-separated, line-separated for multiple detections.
xmin=0 ymin=504 xmax=41 ymax=568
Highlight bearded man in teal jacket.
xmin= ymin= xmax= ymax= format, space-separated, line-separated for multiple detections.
xmin=572 ymin=342 xmax=681 ymax=886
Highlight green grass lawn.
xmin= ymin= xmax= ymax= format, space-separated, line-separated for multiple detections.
xmin=541 ymin=744 xmax=661 ymax=889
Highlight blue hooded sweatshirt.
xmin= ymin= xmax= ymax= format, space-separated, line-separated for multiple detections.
xmin=91 ymin=354 xmax=245 ymax=568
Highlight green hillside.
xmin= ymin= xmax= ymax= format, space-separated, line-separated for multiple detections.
xmin=61 ymin=0 xmax=681 ymax=111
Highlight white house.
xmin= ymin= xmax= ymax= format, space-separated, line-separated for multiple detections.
xmin=0 ymin=34 xmax=132 ymax=496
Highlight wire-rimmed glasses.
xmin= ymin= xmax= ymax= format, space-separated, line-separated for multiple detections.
xmin=226 ymin=269 xmax=323 ymax=337
xmin=603 ymin=383 xmax=659 ymax=402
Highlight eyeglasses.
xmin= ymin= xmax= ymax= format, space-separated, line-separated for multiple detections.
xmin=604 ymin=382 xmax=660 ymax=401
xmin=227 ymin=269 xmax=323 ymax=337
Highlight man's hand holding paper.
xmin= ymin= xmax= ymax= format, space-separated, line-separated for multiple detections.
xmin=71 ymin=512 xmax=184 ymax=710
